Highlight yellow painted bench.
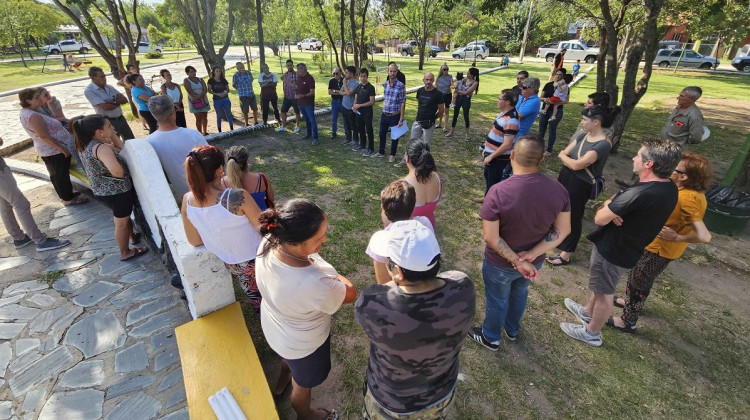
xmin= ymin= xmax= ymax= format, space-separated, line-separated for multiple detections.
xmin=175 ymin=302 xmax=278 ymax=419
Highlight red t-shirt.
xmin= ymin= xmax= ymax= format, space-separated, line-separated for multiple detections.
xmin=296 ymin=73 xmax=316 ymax=106
xmin=480 ymin=173 xmax=571 ymax=268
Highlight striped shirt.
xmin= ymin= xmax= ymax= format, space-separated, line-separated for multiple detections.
xmin=484 ymin=109 xmax=520 ymax=155
xmin=382 ymin=79 xmax=406 ymax=114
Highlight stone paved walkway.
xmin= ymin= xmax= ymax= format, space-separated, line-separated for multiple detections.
xmin=0 ymin=176 xmax=191 ymax=420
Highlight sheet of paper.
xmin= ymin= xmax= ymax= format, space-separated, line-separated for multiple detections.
xmin=390 ymin=119 xmax=408 ymax=140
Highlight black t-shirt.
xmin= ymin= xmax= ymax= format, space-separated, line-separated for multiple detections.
xmin=415 ymin=87 xmax=443 ymax=122
xmin=587 ymin=181 xmax=678 ymax=268
xmin=541 ymin=81 xmax=562 ymax=116
xmin=355 ymin=83 xmax=375 ymax=106
xmin=207 ymin=77 xmax=229 ymax=99
xmin=328 ymin=78 xmax=343 ymax=100
xmin=397 ymin=70 xmax=406 ymax=86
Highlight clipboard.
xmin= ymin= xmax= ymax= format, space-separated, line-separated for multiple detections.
xmin=390 ymin=119 xmax=408 ymax=140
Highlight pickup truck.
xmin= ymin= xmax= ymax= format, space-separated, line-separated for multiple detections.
xmin=42 ymin=39 xmax=91 ymax=55
xmin=397 ymin=40 xmax=437 ymax=57
xmin=537 ymin=40 xmax=599 ymax=64
xmin=297 ymin=38 xmax=323 ymax=51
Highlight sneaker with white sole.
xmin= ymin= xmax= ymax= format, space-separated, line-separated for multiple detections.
xmin=293 ymin=126 xmax=301 ymax=133
xmin=362 ymin=150 xmax=373 ymax=157
xmin=36 ymin=237 xmax=71 ymax=252
xmin=560 ymin=322 xmax=602 ymax=346
xmin=564 ymin=297 xmax=591 ymax=324
xmin=352 ymin=146 xmax=363 ymax=152
xmin=467 ymin=326 xmax=499 ymax=352
xmin=14 ymin=235 xmax=33 ymax=249
xmin=371 ymin=153 xmax=385 ymax=158
xmin=505 ymin=331 xmax=518 ymax=341
xmin=275 ymin=126 xmax=286 ymax=132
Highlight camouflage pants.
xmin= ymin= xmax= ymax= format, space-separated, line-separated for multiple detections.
xmin=362 ymin=385 xmax=454 ymax=420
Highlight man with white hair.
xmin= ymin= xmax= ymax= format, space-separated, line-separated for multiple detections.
xmin=356 ymin=219 xmax=475 ymax=419
xmin=147 ymin=95 xmax=207 ymax=197
xmin=659 ymin=86 xmax=705 ymax=147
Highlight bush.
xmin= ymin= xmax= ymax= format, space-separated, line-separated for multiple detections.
xmin=311 ymin=52 xmax=328 ymax=74
xmin=145 ymin=51 xmax=163 ymax=59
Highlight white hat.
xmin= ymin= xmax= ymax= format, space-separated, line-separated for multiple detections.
xmin=369 ymin=220 xmax=441 ymax=272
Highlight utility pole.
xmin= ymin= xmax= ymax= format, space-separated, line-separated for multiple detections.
xmin=518 ymin=0 xmax=534 ymax=62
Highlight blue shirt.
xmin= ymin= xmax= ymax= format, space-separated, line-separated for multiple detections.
xmin=342 ymin=79 xmax=359 ymax=110
xmin=232 ymin=71 xmax=255 ymax=97
xmin=515 ymin=94 xmax=540 ymax=136
xmin=131 ymin=86 xmax=154 ymax=112
xmin=382 ymin=79 xmax=406 ymax=114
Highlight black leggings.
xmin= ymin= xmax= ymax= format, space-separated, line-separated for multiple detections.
xmin=452 ymin=94 xmax=471 ymax=128
xmin=139 ymin=110 xmax=158 ymax=133
xmin=557 ymin=166 xmax=592 ymax=253
xmin=41 ymin=153 xmax=74 ymax=201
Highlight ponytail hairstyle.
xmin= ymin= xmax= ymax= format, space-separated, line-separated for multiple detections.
xmin=258 ymin=199 xmax=326 ymax=256
xmin=406 ymin=139 xmax=436 ymax=184
xmin=468 ymin=67 xmax=479 ymax=93
xmin=582 ymin=105 xmax=622 ymax=128
xmin=72 ymin=115 xmax=107 ymax=152
xmin=224 ymin=145 xmax=249 ymax=189
xmin=126 ymin=73 xmax=141 ymax=85
xmin=185 ymin=145 xmax=225 ymax=203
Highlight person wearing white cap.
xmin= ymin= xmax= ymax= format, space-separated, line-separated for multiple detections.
xmin=356 ymin=219 xmax=475 ymax=419
xmin=468 ymin=134 xmax=571 ymax=352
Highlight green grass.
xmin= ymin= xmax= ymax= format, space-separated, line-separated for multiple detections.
xmin=217 ymin=56 xmax=749 ymax=418
xmin=40 ymin=270 xmax=65 ymax=286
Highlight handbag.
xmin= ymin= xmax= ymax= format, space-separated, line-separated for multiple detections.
xmin=576 ymin=135 xmax=606 ymax=200
xmin=190 ymin=97 xmax=206 ymax=109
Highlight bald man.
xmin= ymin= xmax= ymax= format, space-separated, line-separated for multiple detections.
xmin=468 ymin=134 xmax=571 ymax=351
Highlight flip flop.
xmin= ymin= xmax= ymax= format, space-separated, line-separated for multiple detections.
xmin=545 ymin=255 xmax=570 ymax=266
xmin=613 ymin=295 xmax=625 ymax=308
xmin=121 ymin=247 xmax=148 ymax=261
xmin=606 ymin=317 xmax=637 ymax=334
xmin=318 ymin=408 xmax=339 ymax=420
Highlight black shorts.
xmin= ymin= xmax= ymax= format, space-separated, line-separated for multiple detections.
xmin=284 ymin=335 xmax=331 ymax=388
xmin=443 ymin=92 xmax=452 ymax=107
xmin=281 ymin=98 xmax=299 ymax=114
xmin=239 ymin=95 xmax=258 ymax=113
xmin=99 ymin=189 xmax=136 ymax=218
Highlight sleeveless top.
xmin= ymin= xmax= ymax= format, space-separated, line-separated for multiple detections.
xmin=19 ymin=108 xmax=73 ymax=157
xmin=405 ymin=173 xmax=442 ymax=228
xmin=185 ymin=188 xmax=262 ymax=264
xmin=165 ymin=84 xmax=181 ymax=104
xmin=222 ymin=173 xmax=270 ymax=211
xmin=458 ymin=79 xmax=475 ymax=99
xmin=79 ymin=141 xmax=133 ymax=196
xmin=187 ymin=78 xmax=204 ymax=96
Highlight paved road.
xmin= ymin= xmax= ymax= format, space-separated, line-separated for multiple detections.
xmin=0 ymin=172 xmax=191 ymax=419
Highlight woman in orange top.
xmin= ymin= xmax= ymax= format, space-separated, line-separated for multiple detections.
xmin=609 ymin=152 xmax=713 ymax=332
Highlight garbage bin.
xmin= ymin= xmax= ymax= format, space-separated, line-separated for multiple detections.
xmin=704 ymin=186 xmax=750 ymax=236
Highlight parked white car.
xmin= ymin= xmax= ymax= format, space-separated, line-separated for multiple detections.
xmin=297 ymin=38 xmax=323 ymax=51
xmin=137 ymin=42 xmax=162 ymax=53
xmin=42 ymin=40 xmax=90 ymax=55
xmin=452 ymin=45 xmax=488 ymax=60
xmin=653 ymin=49 xmax=718 ymax=69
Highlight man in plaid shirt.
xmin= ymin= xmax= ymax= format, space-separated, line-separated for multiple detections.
xmin=276 ymin=59 xmax=301 ymax=133
xmin=375 ymin=63 xmax=406 ymax=160
xmin=232 ymin=62 xmax=259 ymax=126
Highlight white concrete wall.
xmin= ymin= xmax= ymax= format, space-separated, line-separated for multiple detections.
xmin=122 ymin=138 xmax=235 ymax=319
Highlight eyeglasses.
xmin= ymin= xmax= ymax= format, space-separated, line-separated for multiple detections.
xmin=442 ymin=68 xmax=449 ymax=71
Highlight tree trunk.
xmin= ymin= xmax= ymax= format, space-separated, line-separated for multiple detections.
xmin=313 ymin=0 xmax=341 ymax=70
xmin=358 ymin=0 xmax=369 ymax=65
xmin=349 ymin=0 xmax=359 ymax=69
xmin=610 ymin=0 xmax=664 ymax=153
xmin=340 ymin=0 xmax=347 ymax=67
xmin=175 ymin=0 xmax=235 ymax=72
xmin=15 ymin=39 xmax=27 ymax=68
xmin=255 ymin=0 xmax=266 ymax=65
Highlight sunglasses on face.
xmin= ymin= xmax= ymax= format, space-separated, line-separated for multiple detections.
xmin=521 ymin=86 xmax=532 ymax=90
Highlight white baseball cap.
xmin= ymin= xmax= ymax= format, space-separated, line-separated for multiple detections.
xmin=369 ymin=220 xmax=441 ymax=272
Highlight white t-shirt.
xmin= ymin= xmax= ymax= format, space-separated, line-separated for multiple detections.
xmin=256 ymin=238 xmax=346 ymax=360
xmin=366 ymin=216 xmax=433 ymax=263
xmin=147 ymin=127 xmax=208 ymax=197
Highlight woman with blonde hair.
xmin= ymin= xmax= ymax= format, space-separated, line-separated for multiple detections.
xmin=223 ymin=145 xmax=275 ymax=210
xmin=181 ymin=145 xmax=264 ymax=313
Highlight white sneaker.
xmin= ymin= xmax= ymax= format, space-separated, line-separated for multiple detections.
xmin=560 ymin=322 xmax=602 ymax=346
xmin=564 ymin=298 xmax=591 ymax=324
xmin=275 ymin=126 xmax=286 ymax=132
xmin=293 ymin=126 xmax=301 ymax=133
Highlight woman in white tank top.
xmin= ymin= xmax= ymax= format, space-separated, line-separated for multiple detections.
xmin=159 ymin=69 xmax=186 ymax=128
xmin=181 ymin=145 xmax=264 ymax=313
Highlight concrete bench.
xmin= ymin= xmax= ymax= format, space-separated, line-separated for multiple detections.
xmin=175 ymin=302 xmax=278 ymax=419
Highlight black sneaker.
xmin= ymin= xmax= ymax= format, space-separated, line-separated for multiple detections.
xmin=36 ymin=238 xmax=71 ymax=252
xmin=467 ymin=326 xmax=499 ymax=352
xmin=505 ymin=331 xmax=518 ymax=341
xmin=14 ymin=235 xmax=33 ymax=249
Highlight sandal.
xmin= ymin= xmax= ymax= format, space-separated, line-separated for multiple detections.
xmin=63 ymin=195 xmax=88 ymax=206
xmin=121 ymin=247 xmax=148 ymax=261
xmin=545 ymin=255 xmax=570 ymax=266
xmin=606 ymin=317 xmax=637 ymax=333
xmin=613 ymin=296 xmax=625 ymax=308
xmin=318 ymin=408 xmax=339 ymax=420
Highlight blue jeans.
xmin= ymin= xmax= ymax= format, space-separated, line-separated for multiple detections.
xmin=213 ymin=97 xmax=233 ymax=131
xmin=538 ymin=106 xmax=563 ymax=153
xmin=299 ymin=104 xmax=318 ymax=140
xmin=378 ymin=113 xmax=400 ymax=155
xmin=481 ymin=258 xmax=542 ymax=342
xmin=331 ymin=99 xmax=342 ymax=135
